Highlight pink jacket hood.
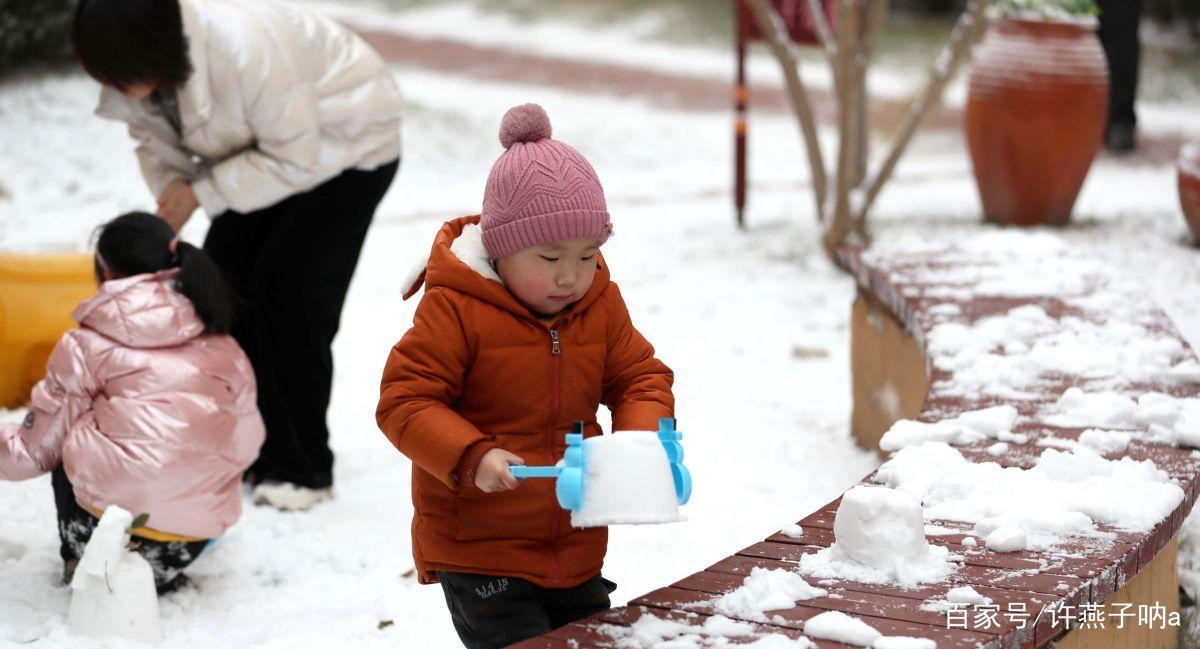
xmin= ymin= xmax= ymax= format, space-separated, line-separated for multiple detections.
xmin=74 ymin=270 xmax=205 ymax=348
xmin=0 ymin=272 xmax=265 ymax=539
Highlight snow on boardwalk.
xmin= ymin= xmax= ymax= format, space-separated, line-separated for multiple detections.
xmin=541 ymin=234 xmax=1200 ymax=648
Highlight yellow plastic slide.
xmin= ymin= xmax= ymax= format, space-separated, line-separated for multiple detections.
xmin=0 ymin=253 xmax=95 ymax=409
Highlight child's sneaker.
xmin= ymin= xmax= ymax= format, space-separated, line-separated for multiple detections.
xmin=251 ymin=481 xmax=332 ymax=511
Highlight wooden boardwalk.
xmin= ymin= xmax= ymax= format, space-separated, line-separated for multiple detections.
xmin=513 ymin=240 xmax=1200 ymax=648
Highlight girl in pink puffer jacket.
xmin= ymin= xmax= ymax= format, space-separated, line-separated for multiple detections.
xmin=0 ymin=212 xmax=265 ymax=592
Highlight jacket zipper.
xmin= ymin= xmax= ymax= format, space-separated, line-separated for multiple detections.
xmin=546 ymin=327 xmax=565 ymax=586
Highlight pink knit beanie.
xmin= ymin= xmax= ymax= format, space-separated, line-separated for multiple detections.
xmin=481 ymin=104 xmax=611 ymax=260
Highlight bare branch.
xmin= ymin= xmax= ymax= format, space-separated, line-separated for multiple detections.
xmin=852 ymin=0 xmax=888 ymax=235
xmin=824 ymin=0 xmax=861 ymax=256
xmin=854 ymin=0 xmax=992 ymax=224
xmin=860 ymin=0 xmax=888 ymax=63
xmin=806 ymin=0 xmax=838 ymax=65
xmin=744 ymin=0 xmax=829 ymax=221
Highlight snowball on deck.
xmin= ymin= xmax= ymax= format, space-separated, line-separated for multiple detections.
xmin=799 ymin=486 xmax=956 ymax=588
xmin=946 ymin=585 xmax=991 ymax=606
xmin=781 ymin=524 xmax=805 ymax=539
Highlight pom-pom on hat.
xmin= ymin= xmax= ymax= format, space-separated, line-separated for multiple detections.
xmin=481 ymin=104 xmax=611 ymax=260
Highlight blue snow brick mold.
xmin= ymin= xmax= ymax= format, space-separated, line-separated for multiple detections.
xmin=509 ymin=419 xmax=691 ymax=512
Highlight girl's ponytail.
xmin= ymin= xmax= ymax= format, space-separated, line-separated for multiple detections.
xmin=174 ymin=241 xmax=234 ymax=334
xmin=95 ymin=211 xmax=234 ymax=334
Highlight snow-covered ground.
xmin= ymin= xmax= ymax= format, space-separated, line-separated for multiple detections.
xmin=0 ymin=2 xmax=1198 ymax=647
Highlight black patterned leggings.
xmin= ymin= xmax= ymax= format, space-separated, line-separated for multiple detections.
xmin=52 ymin=466 xmax=210 ymax=593
xmin=437 ymin=571 xmax=616 ymax=649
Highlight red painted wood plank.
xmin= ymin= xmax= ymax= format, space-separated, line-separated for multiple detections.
xmin=505 ymin=635 xmax=576 ymax=648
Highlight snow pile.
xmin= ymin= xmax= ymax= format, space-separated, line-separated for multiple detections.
xmin=1076 ymin=429 xmax=1134 ymax=455
xmin=875 ymin=442 xmax=1185 ymax=549
xmin=947 ymin=586 xmax=992 ymax=606
xmin=597 ymin=613 xmax=815 ymax=648
xmin=1044 ymin=388 xmax=1138 ymax=428
xmin=879 ymin=405 xmax=1023 ymax=451
xmin=67 ymin=505 xmax=161 ymax=644
xmin=781 ymin=525 xmax=805 ymax=539
xmin=571 ymin=431 xmax=684 ymax=528
xmin=1179 ymin=506 xmax=1200 ymax=602
xmin=921 ymin=585 xmax=992 ymax=614
xmin=1046 ymin=388 xmax=1200 ymax=448
xmin=974 ymin=519 xmax=1027 ymax=552
xmin=1036 ymin=428 xmax=1135 ymax=456
xmin=803 ymin=611 xmax=880 ymax=646
xmin=713 ymin=567 xmax=827 ymax=622
xmin=928 ymin=305 xmax=1195 ymax=400
xmin=802 ymin=611 xmax=936 ymax=649
xmin=799 ymin=486 xmax=956 ymax=587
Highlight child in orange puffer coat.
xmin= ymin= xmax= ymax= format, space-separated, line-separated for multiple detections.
xmin=377 ymin=104 xmax=674 ymax=649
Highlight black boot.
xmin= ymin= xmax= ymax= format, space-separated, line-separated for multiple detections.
xmin=1104 ymin=121 xmax=1136 ymax=153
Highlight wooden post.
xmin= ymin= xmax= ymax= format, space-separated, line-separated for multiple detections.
xmin=735 ymin=3 xmax=749 ymax=228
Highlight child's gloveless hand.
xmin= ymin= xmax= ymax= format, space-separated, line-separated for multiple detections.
xmin=475 ymin=448 xmax=524 ymax=493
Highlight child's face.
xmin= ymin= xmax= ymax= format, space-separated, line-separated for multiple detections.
xmin=495 ymin=238 xmax=601 ymax=318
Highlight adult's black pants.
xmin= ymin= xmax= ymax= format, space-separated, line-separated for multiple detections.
xmin=204 ymin=159 xmax=399 ymax=489
xmin=1097 ymin=0 xmax=1142 ymax=129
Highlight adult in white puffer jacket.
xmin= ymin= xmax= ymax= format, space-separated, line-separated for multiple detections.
xmin=73 ymin=0 xmax=403 ymax=508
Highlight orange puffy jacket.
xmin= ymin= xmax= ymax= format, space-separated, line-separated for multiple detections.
xmin=377 ymin=216 xmax=674 ymax=587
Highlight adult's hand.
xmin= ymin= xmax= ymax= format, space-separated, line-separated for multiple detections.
xmin=474 ymin=448 xmax=524 ymax=493
xmin=156 ymin=180 xmax=199 ymax=232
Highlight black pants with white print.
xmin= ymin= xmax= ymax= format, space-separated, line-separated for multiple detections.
xmin=52 ymin=465 xmax=209 ymax=593
xmin=437 ymin=571 xmax=616 ymax=649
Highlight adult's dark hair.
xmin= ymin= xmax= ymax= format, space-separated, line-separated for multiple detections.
xmin=71 ymin=0 xmax=192 ymax=91
xmin=95 ymin=212 xmax=233 ymax=334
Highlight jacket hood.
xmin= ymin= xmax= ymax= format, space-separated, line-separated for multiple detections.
xmin=73 ymin=270 xmax=206 ymax=348
xmin=402 ymin=215 xmax=611 ymax=323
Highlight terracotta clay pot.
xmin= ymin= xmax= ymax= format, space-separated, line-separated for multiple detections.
xmin=1179 ymin=141 xmax=1200 ymax=245
xmin=965 ymin=17 xmax=1109 ymax=227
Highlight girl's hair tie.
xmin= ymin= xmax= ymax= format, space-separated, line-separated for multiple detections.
xmin=168 ymin=235 xmax=181 ymax=261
